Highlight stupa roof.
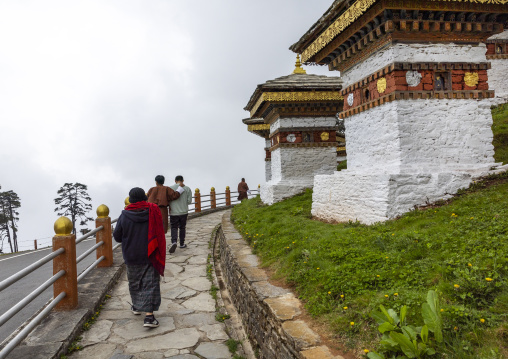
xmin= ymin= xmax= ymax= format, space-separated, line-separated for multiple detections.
xmin=244 ymin=72 xmax=343 ymax=112
xmin=289 ymin=0 xmax=347 ymax=56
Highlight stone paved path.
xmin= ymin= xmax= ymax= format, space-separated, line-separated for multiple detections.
xmin=70 ymin=211 xmax=233 ymax=359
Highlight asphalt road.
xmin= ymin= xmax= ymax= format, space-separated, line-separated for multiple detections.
xmin=0 ymin=238 xmax=105 ymax=345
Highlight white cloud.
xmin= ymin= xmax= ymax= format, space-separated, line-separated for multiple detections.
xmin=0 ymin=0 xmax=335 ymax=251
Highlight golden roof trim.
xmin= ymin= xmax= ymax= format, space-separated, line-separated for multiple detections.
xmin=250 ymin=91 xmax=344 ymax=117
xmin=248 ymin=124 xmax=271 ymax=131
xmin=301 ymin=0 xmax=508 ymax=63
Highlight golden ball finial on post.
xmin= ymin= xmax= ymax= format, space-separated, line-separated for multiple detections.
xmin=226 ymin=186 xmax=230 ymax=191
xmin=54 ymin=216 xmax=73 ymax=236
xmin=124 ymin=197 xmax=130 ymax=207
xmin=195 ymin=188 xmax=200 ymax=193
xmin=96 ymin=204 xmax=110 ymax=218
xmin=211 ymin=187 xmax=215 ymax=192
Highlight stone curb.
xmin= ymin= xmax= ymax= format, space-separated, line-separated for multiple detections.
xmin=187 ymin=205 xmax=236 ymax=220
xmin=210 ymin=223 xmax=256 ymax=359
xmin=7 ymin=249 xmax=125 ymax=359
xmin=217 ymin=210 xmax=344 ymax=359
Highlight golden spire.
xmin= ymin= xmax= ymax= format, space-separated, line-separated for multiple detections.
xmin=293 ymin=54 xmax=307 ymax=74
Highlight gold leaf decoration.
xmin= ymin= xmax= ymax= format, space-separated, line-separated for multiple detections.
xmin=250 ymin=91 xmax=343 ymax=117
xmin=300 ymin=0 xmax=508 ymax=63
xmin=464 ymin=72 xmax=479 ymax=87
xmin=247 ymin=124 xmax=270 ymax=131
xmin=320 ymin=132 xmax=330 ymax=141
xmin=377 ymin=77 xmax=387 ymax=94
xmin=301 ymin=0 xmax=376 ymax=63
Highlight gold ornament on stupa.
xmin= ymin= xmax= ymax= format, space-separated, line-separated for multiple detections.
xmin=293 ymin=54 xmax=307 ymax=74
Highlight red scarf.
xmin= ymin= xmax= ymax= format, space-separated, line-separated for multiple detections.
xmin=125 ymin=201 xmax=166 ymax=276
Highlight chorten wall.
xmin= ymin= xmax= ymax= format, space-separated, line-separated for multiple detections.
xmin=486 ymin=30 xmax=508 ymax=105
xmin=262 ymin=117 xmax=338 ymax=205
xmin=311 ymin=42 xmax=496 ymax=224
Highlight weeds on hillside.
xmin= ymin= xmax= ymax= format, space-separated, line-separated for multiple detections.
xmin=492 ymin=103 xmax=508 ymax=164
xmin=232 ymin=180 xmax=508 ymax=357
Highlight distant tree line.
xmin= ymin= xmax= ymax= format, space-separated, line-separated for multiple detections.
xmin=0 ymin=182 xmax=93 ymax=254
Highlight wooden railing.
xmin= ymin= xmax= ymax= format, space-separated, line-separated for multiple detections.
xmin=189 ymin=185 xmax=260 ymax=213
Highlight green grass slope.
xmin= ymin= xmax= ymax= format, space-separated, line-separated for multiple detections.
xmin=232 ymin=105 xmax=508 ymax=358
xmin=492 ymin=103 xmax=508 ymax=164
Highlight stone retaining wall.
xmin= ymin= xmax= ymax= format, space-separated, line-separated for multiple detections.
xmin=216 ymin=211 xmax=341 ymax=359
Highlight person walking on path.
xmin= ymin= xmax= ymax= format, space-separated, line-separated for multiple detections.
xmin=113 ymin=187 xmax=167 ymax=328
xmin=237 ymin=178 xmax=249 ymax=201
xmin=169 ymin=175 xmax=192 ymax=249
xmin=147 ymin=175 xmax=184 ymax=242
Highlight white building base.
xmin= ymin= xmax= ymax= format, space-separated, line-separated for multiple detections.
xmin=261 ymin=179 xmax=313 ymax=205
xmin=311 ymin=170 xmax=474 ymax=224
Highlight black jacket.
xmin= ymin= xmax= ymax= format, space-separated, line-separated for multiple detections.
xmin=113 ymin=209 xmax=150 ymax=265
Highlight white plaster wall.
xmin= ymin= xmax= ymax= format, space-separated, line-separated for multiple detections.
xmin=312 ymin=171 xmax=472 ymax=224
xmin=278 ymin=147 xmax=337 ymax=180
xmin=345 ymin=100 xmax=495 ymax=173
xmin=265 ymin=160 xmax=272 ymax=182
xmin=488 ymin=58 xmax=508 ymax=105
xmin=270 ymin=149 xmax=282 ymax=182
xmin=345 ymin=102 xmax=401 ymax=172
xmin=488 ymin=30 xmax=508 ymax=40
xmin=342 ymin=43 xmax=487 ymax=87
xmin=270 ymin=117 xmax=336 ymax=131
xmin=397 ymin=99 xmax=495 ymax=171
xmin=261 ymin=179 xmax=313 ymax=205
xmin=261 ymin=146 xmax=337 ymax=205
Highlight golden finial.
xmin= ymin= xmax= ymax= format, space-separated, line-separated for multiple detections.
xmin=293 ymin=54 xmax=307 ymax=74
xmin=258 ymin=184 xmax=261 ymax=188
xmin=195 ymin=188 xmax=200 ymax=193
xmin=96 ymin=204 xmax=110 ymax=218
xmin=124 ymin=197 xmax=130 ymax=207
xmin=54 ymin=216 xmax=73 ymax=236
xmin=226 ymin=186 xmax=230 ymax=191
xmin=211 ymin=187 xmax=215 ymax=192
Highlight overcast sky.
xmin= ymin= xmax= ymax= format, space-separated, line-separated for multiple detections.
xmin=0 ymin=0 xmax=337 ymax=252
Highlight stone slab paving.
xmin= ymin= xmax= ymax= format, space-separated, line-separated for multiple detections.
xmin=70 ymin=211 xmax=232 ymax=359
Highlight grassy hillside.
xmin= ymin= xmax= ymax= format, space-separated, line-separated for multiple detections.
xmin=232 ymin=105 xmax=508 ymax=358
xmin=492 ymin=103 xmax=508 ymax=164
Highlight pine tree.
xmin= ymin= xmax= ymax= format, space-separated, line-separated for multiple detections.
xmin=55 ymin=182 xmax=93 ymax=234
xmin=0 ymin=186 xmax=21 ymax=252
xmin=54 ymin=183 xmax=93 ymax=235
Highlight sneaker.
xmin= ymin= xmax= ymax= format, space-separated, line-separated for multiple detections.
xmin=168 ymin=242 xmax=177 ymax=254
xmin=131 ymin=306 xmax=141 ymax=315
xmin=179 ymin=244 xmax=187 ymax=249
xmin=143 ymin=315 xmax=159 ymax=328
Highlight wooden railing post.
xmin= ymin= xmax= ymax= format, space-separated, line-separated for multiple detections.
xmin=52 ymin=216 xmax=78 ymax=310
xmin=34 ymin=240 xmax=37 ymax=250
xmin=211 ymin=187 xmax=216 ymax=209
xmin=226 ymin=186 xmax=231 ymax=206
xmin=195 ymin=188 xmax=201 ymax=213
xmin=96 ymin=205 xmax=113 ymax=267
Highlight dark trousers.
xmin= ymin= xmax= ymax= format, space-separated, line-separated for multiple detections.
xmin=170 ymin=214 xmax=188 ymax=245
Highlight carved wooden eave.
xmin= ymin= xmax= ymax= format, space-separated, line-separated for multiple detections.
xmin=244 ymin=73 xmax=343 ymax=121
xmin=242 ymin=118 xmax=270 ymax=138
xmin=290 ymin=0 xmax=508 ymax=72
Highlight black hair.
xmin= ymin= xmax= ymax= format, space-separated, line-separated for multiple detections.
xmin=175 ymin=175 xmax=184 ymax=182
xmin=155 ymin=175 xmax=165 ymax=185
xmin=129 ymin=187 xmax=147 ymax=203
